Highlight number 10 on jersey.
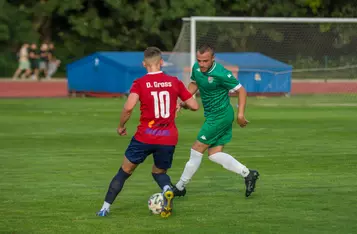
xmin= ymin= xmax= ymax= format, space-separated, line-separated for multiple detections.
xmin=151 ymin=91 xmax=170 ymax=119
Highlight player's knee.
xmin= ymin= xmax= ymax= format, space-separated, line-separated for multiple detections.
xmin=121 ymin=164 xmax=135 ymax=174
xmin=121 ymin=156 xmax=138 ymax=174
xmin=152 ymin=164 xmax=167 ymax=174
xmin=191 ymin=141 xmax=209 ymax=153
xmin=208 ymin=145 xmax=224 ymax=156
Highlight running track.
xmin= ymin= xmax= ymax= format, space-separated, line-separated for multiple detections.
xmin=0 ymin=79 xmax=357 ymax=97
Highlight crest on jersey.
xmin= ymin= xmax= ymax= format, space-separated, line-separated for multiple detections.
xmin=208 ymin=76 xmax=214 ymax=83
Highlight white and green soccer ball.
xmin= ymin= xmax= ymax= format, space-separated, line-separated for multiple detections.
xmin=148 ymin=193 xmax=163 ymax=214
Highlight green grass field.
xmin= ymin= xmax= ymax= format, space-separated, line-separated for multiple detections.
xmin=1 ymin=95 xmax=357 ymax=234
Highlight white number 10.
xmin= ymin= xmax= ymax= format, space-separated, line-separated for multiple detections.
xmin=151 ymin=91 xmax=170 ymax=118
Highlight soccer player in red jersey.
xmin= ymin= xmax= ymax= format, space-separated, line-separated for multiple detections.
xmin=96 ymin=47 xmax=199 ymax=218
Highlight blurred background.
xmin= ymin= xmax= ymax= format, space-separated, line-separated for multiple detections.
xmin=1 ymin=0 xmax=357 ymax=79
xmin=1 ymin=1 xmax=357 ymax=233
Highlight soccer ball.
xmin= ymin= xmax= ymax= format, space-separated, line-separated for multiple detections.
xmin=148 ymin=193 xmax=163 ymax=214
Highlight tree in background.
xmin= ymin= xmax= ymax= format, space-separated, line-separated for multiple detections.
xmin=0 ymin=0 xmax=356 ymax=77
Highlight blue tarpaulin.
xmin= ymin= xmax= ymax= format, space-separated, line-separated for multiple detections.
xmin=216 ymin=52 xmax=293 ymax=93
xmin=66 ymin=51 xmax=292 ymax=94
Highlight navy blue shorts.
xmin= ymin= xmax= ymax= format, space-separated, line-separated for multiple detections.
xmin=125 ymin=137 xmax=175 ymax=169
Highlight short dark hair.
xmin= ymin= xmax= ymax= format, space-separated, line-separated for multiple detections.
xmin=144 ymin=46 xmax=162 ymax=60
xmin=197 ymin=44 xmax=215 ymax=55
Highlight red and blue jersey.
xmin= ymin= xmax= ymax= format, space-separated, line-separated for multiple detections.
xmin=129 ymin=71 xmax=192 ymax=146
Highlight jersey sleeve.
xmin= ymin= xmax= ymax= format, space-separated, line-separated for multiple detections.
xmin=218 ymin=70 xmax=242 ymax=92
xmin=177 ymin=80 xmax=193 ymax=102
xmin=129 ymin=80 xmax=140 ymax=95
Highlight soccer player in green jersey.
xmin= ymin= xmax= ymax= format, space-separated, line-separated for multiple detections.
xmin=173 ymin=44 xmax=260 ymax=198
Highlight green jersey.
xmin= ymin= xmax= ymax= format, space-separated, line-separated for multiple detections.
xmin=191 ymin=62 xmax=241 ymax=118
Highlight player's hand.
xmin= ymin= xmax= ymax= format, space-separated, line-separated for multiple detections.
xmin=176 ymin=102 xmax=188 ymax=117
xmin=117 ymin=127 xmax=127 ymax=136
xmin=175 ymin=103 xmax=182 ymax=118
xmin=237 ymin=114 xmax=249 ymax=128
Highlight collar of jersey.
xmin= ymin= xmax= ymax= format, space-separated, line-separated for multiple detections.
xmin=147 ymin=71 xmax=163 ymax=75
xmin=207 ymin=62 xmax=216 ymax=73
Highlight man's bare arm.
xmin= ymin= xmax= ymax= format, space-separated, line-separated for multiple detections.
xmin=235 ymin=86 xmax=249 ymax=128
xmin=118 ymin=93 xmax=139 ymax=128
xmin=178 ymin=82 xmax=199 ymax=110
xmin=187 ymin=81 xmax=198 ymax=95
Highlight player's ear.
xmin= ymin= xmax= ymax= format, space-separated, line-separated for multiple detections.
xmin=160 ymin=59 xmax=164 ymax=66
xmin=142 ymin=61 xmax=146 ymax=68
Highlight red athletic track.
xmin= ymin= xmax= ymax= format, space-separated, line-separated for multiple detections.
xmin=291 ymin=80 xmax=357 ymax=94
xmin=0 ymin=79 xmax=68 ymax=98
xmin=0 ymin=79 xmax=357 ymax=98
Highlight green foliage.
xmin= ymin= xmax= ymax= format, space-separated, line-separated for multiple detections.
xmin=0 ymin=0 xmax=357 ymax=77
